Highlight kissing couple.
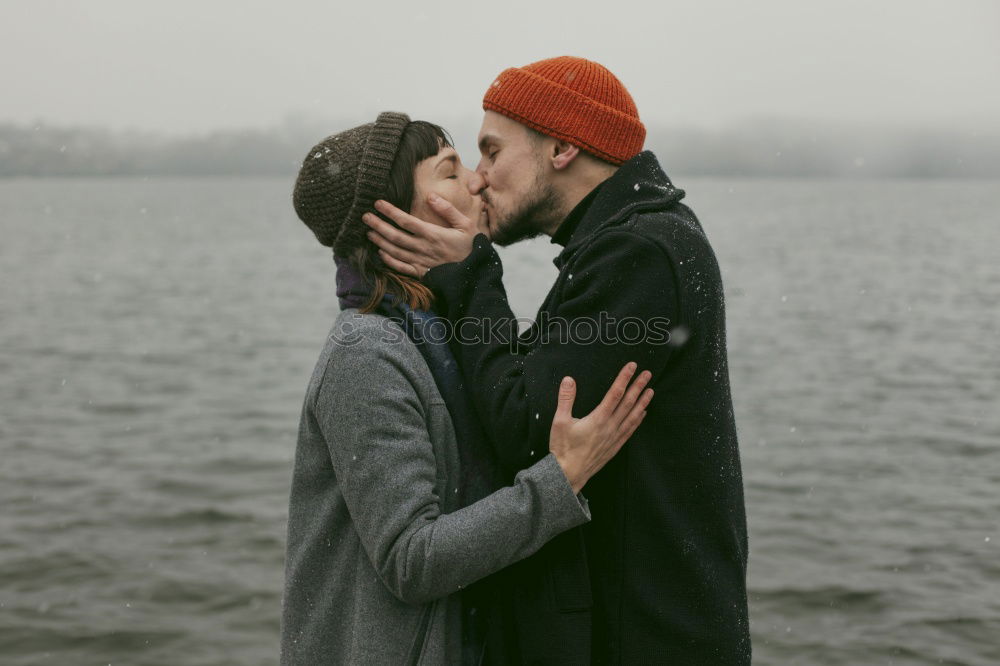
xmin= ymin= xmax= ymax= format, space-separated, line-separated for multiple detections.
xmin=282 ymin=56 xmax=750 ymax=665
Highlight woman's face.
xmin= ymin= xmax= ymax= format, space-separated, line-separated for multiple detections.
xmin=410 ymin=145 xmax=487 ymax=230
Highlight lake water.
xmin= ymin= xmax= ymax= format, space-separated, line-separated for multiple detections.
xmin=1 ymin=177 xmax=998 ymax=665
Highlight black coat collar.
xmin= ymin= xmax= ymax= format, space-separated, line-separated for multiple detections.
xmin=553 ymin=151 xmax=685 ymax=269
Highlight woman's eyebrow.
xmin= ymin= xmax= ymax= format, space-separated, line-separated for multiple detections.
xmin=434 ymin=154 xmax=458 ymax=171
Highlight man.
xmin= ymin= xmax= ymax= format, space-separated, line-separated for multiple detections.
xmin=364 ymin=56 xmax=750 ymax=665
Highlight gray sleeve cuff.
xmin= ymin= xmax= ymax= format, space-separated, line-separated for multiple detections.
xmin=529 ymin=453 xmax=592 ymax=523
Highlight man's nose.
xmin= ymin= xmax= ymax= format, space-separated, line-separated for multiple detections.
xmin=475 ymin=156 xmax=490 ymax=179
xmin=467 ymin=168 xmax=486 ymax=194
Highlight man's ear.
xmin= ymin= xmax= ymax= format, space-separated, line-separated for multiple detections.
xmin=550 ymin=141 xmax=580 ymax=171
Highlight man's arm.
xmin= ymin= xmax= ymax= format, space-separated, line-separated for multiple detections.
xmin=424 ymin=230 xmax=676 ymax=471
xmin=362 ymin=197 xmax=675 ymax=471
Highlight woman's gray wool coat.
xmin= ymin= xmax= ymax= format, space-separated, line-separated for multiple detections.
xmin=280 ymin=310 xmax=591 ymax=665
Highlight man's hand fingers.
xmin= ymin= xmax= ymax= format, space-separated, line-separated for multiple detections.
xmin=367 ymin=230 xmax=424 ymax=266
xmin=373 ymin=200 xmax=442 ymax=239
xmin=377 ymin=249 xmax=423 ymax=278
xmin=594 ymin=362 xmax=637 ymax=417
xmin=361 ymin=213 xmax=422 ymax=253
xmin=428 ymin=194 xmax=474 ymax=231
xmin=372 ymin=200 xmax=420 ymax=232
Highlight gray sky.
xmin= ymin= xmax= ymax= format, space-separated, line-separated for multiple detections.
xmin=2 ymin=0 xmax=998 ymax=134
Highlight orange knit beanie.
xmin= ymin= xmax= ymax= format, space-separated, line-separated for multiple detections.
xmin=482 ymin=56 xmax=646 ymax=165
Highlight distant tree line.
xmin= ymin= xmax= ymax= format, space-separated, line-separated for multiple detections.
xmin=1 ymin=119 xmax=997 ymax=178
xmin=0 ymin=123 xmax=307 ymax=177
xmin=647 ymin=120 xmax=1000 ymax=178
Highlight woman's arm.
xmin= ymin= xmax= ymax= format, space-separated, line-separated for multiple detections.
xmin=315 ymin=321 xmax=649 ymax=605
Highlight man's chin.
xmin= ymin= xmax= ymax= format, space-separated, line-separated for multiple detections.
xmin=490 ymin=217 xmax=544 ymax=247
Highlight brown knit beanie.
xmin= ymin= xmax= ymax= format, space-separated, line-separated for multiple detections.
xmin=482 ymin=56 xmax=645 ymax=165
xmin=293 ymin=111 xmax=410 ymax=255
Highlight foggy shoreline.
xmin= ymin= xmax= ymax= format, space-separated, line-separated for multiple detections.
xmin=3 ymin=120 xmax=998 ymax=179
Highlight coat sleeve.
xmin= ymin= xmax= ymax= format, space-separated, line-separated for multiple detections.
xmin=425 ymin=231 xmax=677 ymax=471
xmin=314 ymin=321 xmax=590 ymax=606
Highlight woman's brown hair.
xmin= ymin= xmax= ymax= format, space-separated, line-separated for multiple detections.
xmin=351 ymin=121 xmax=452 ymax=314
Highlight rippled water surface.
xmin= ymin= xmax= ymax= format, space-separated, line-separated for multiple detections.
xmin=1 ymin=177 xmax=997 ymax=665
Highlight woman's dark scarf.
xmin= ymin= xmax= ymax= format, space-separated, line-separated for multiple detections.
xmin=335 ymin=256 xmax=502 ymax=663
xmin=334 ymin=255 xmax=499 ymax=501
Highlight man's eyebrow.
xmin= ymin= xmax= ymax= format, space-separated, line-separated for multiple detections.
xmin=478 ymin=134 xmax=498 ymax=152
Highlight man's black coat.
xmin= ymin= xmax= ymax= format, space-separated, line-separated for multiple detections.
xmin=425 ymin=151 xmax=751 ymax=665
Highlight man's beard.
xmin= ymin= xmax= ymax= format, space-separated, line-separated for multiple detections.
xmin=487 ymin=171 xmax=563 ymax=247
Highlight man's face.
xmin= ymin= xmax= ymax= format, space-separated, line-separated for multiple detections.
xmin=476 ymin=111 xmax=562 ymax=247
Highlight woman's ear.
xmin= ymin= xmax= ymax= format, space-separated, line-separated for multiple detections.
xmin=551 ymin=141 xmax=580 ymax=171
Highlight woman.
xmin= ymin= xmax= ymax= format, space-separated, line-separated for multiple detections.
xmin=282 ymin=112 xmax=652 ymax=665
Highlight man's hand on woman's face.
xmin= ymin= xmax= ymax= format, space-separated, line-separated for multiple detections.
xmin=362 ymin=195 xmax=485 ymax=279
